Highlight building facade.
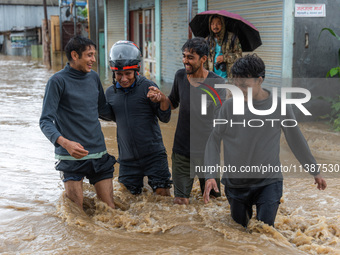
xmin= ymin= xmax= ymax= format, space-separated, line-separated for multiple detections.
xmin=104 ymin=0 xmax=339 ymax=119
xmin=104 ymin=0 xmax=295 ymax=83
xmin=0 ymin=0 xmax=60 ymax=55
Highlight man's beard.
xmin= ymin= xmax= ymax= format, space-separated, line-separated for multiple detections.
xmin=184 ymin=63 xmax=200 ymax=74
xmin=213 ymin=31 xmax=221 ymax=37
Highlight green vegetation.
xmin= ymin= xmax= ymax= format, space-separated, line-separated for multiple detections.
xmin=319 ymin=95 xmax=340 ymax=131
xmin=77 ymin=7 xmax=88 ymax=18
xmin=319 ymin=28 xmax=340 ymax=78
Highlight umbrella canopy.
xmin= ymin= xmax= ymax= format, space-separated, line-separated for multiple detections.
xmin=189 ymin=10 xmax=262 ymax=52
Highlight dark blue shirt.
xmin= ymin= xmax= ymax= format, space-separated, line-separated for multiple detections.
xmin=103 ymin=75 xmax=171 ymax=161
xmin=116 ymin=81 xmax=136 ymax=92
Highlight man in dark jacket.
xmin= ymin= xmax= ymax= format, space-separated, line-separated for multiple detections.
xmin=102 ymin=40 xmax=172 ymax=196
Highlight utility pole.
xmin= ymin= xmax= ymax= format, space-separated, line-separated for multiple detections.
xmin=43 ymin=0 xmax=51 ymax=69
xmin=95 ymin=0 xmax=100 ymax=74
xmin=73 ymin=0 xmax=77 ymax=36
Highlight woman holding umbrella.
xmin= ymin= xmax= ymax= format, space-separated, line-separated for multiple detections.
xmin=204 ymin=14 xmax=242 ymax=80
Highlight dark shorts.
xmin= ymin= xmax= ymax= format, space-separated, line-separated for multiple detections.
xmin=55 ymin=153 xmax=116 ymax=185
xmin=118 ymin=150 xmax=172 ymax=195
xmin=172 ymin=152 xmax=221 ymax=198
xmin=225 ymin=181 xmax=283 ymax=227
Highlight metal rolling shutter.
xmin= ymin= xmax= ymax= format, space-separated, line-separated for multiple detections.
xmin=208 ymin=0 xmax=284 ymax=87
xmin=161 ymin=0 xmax=197 ymax=83
xmin=161 ymin=0 xmax=197 ymax=82
xmin=161 ymin=0 xmax=188 ymax=83
xmin=107 ymin=0 xmax=125 ymax=57
xmin=129 ymin=0 xmax=154 ymax=10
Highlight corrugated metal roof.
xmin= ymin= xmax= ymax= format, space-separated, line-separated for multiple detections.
xmin=0 ymin=0 xmax=58 ymax=5
xmin=0 ymin=5 xmax=60 ymax=32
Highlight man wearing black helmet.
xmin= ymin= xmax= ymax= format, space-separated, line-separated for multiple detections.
xmin=101 ymin=40 xmax=172 ymax=196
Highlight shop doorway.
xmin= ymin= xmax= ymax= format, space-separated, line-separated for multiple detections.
xmin=129 ymin=8 xmax=155 ymax=79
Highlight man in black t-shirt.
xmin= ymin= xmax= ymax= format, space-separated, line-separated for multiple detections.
xmin=148 ymin=37 xmax=226 ymax=205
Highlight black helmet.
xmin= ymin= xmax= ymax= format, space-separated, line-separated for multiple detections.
xmin=109 ymin=40 xmax=142 ymax=72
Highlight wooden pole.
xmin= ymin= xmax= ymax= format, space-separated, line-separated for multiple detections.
xmin=43 ymin=0 xmax=51 ymax=69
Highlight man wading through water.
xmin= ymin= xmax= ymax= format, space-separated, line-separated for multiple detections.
xmin=102 ymin=40 xmax=172 ymax=196
xmin=148 ymin=37 xmax=226 ymax=205
xmin=203 ymin=54 xmax=327 ymax=228
xmin=40 ymin=36 xmax=116 ymax=209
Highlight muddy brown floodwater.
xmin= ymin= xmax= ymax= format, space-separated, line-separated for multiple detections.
xmin=0 ymin=55 xmax=339 ymax=254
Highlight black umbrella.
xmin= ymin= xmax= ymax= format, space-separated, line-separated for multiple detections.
xmin=189 ymin=10 xmax=262 ymax=52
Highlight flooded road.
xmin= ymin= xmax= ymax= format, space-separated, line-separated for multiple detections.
xmin=0 ymin=55 xmax=339 ymax=254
